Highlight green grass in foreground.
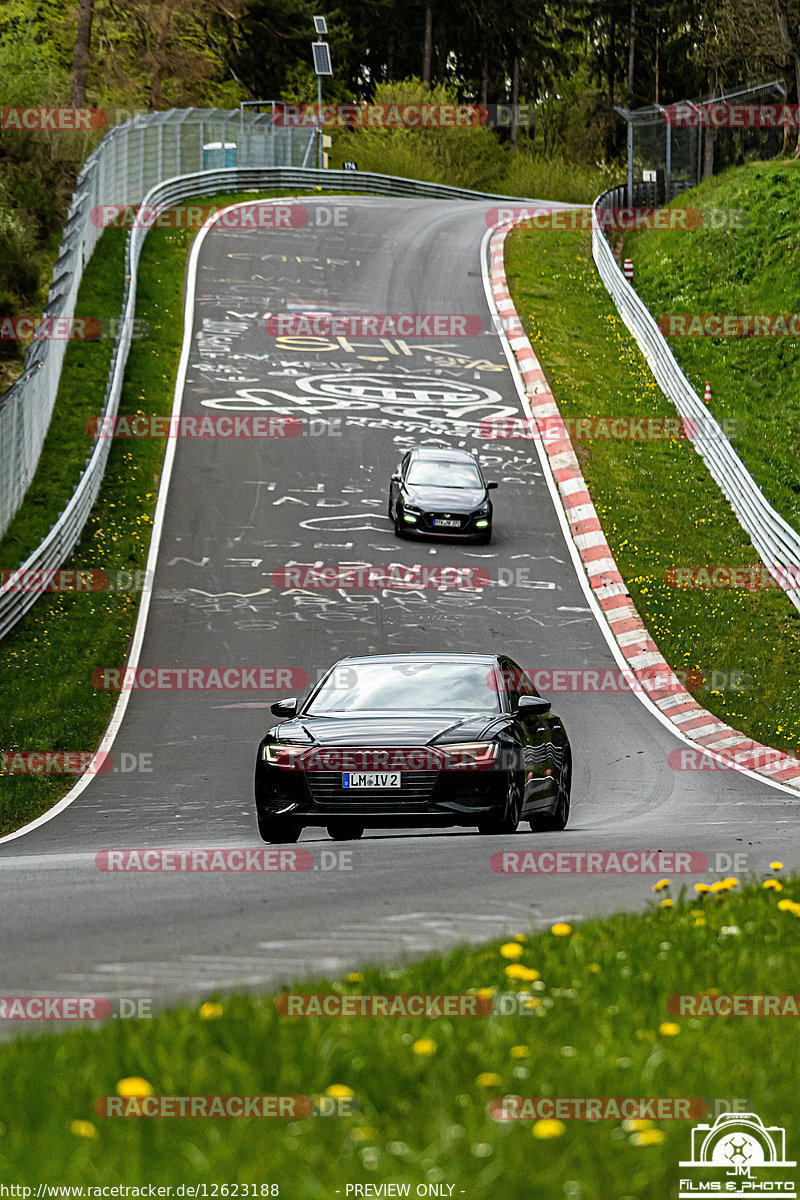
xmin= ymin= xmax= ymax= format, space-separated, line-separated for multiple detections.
xmin=0 ymin=189 xmax=348 ymax=835
xmin=0 ymin=875 xmax=797 ymax=1194
xmin=623 ymin=160 xmax=800 ymax=531
xmin=505 ymin=223 xmax=800 ymax=752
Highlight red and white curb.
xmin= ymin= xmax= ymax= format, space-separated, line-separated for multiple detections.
xmin=488 ymin=220 xmax=800 ymax=791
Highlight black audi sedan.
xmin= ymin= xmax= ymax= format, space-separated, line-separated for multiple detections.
xmin=388 ymin=446 xmax=497 ymax=543
xmin=254 ymin=653 xmax=571 ymax=843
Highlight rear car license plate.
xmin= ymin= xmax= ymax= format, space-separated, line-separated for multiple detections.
xmin=342 ymin=772 xmax=401 ymax=788
xmin=433 ymin=518 xmax=460 ymax=528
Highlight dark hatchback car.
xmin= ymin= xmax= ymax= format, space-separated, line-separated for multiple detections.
xmin=388 ymin=446 xmax=497 ymax=543
xmin=254 ymin=653 xmax=571 ymax=843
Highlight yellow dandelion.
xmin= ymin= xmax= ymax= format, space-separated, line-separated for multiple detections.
xmin=694 ymin=883 xmax=711 ymax=894
xmin=532 ymin=1119 xmax=566 ymax=1139
xmin=351 ymin=1126 xmax=377 ymax=1141
xmin=551 ymin=923 xmax=573 ymax=937
xmin=70 ymin=1119 xmax=98 ymax=1139
xmin=770 ymin=862 xmax=783 ymax=871
xmin=199 ymin=1002 xmax=223 ymax=1020
xmin=500 ymin=942 xmax=524 ymax=959
xmin=505 ymin=964 xmax=540 ymax=981
xmin=722 ymin=877 xmax=740 ymax=887
xmin=660 ymin=898 xmax=674 ymax=908
xmin=325 ymin=1084 xmax=354 ymax=1098
xmin=412 ymin=1038 xmax=437 ymax=1056
xmin=510 ymin=1045 xmax=530 ymax=1059
xmin=652 ymin=879 xmax=671 ymax=892
xmin=623 ymin=1118 xmax=653 ymax=1131
xmin=587 ymin=963 xmax=601 ymax=974
xmin=476 ymin=1072 xmax=503 ymax=1088
xmin=347 ymin=972 xmax=364 ymax=983
xmin=631 ymin=1129 xmax=665 ymax=1146
xmin=659 ymin=1022 xmax=680 ymax=1037
xmin=763 ymin=879 xmax=783 ymax=891
xmin=116 ymin=1076 xmax=154 ymax=1098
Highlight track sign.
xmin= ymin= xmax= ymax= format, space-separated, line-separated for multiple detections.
xmin=312 ymin=41 xmax=333 ymax=75
xmin=343 ymin=161 xmax=358 ymax=171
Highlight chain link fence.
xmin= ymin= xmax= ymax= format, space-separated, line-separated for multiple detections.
xmin=615 ymin=78 xmax=786 ymax=206
xmin=0 ymin=109 xmax=315 ymax=541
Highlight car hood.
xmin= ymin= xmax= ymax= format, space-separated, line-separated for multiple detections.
xmin=272 ymin=712 xmax=500 ymax=745
xmin=403 ymin=484 xmax=486 ymax=511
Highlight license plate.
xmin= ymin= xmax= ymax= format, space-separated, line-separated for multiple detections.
xmin=433 ymin=518 xmax=460 ymax=528
xmin=342 ymin=772 xmax=401 ymax=788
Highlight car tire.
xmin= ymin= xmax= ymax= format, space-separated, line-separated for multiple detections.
xmin=327 ymin=824 xmax=365 ymax=840
xmin=387 ymin=493 xmax=394 ymax=519
xmin=477 ymin=773 xmax=523 ymax=835
xmin=530 ymin=750 xmax=571 ymax=832
xmin=256 ymin=808 xmax=302 ymax=844
xmin=394 ymin=515 xmax=404 ymax=539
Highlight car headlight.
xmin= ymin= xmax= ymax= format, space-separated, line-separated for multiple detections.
xmin=472 ymin=503 xmax=490 ymax=515
xmin=439 ymin=742 xmax=499 ymax=770
xmin=262 ymin=743 xmax=309 ymax=768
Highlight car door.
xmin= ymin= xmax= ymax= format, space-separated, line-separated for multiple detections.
xmin=501 ymin=657 xmax=554 ymax=807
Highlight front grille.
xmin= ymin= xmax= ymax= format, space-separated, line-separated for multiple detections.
xmin=305 ymin=771 xmax=439 ymax=809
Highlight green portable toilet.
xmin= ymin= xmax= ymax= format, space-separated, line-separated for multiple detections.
xmin=203 ymin=141 xmax=237 ymax=169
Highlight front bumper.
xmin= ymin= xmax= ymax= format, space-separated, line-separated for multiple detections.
xmin=255 ymin=763 xmax=508 ymax=826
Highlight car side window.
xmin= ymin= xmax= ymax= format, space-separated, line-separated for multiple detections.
xmin=401 ymin=453 xmax=411 ymax=478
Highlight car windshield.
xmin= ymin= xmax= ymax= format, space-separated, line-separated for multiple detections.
xmin=305 ymin=660 xmax=501 ymax=713
xmin=406 ymin=459 xmax=483 ymax=488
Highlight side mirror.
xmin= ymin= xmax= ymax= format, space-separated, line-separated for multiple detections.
xmin=270 ymin=697 xmax=298 ymax=718
xmin=486 ymin=481 xmax=499 ymax=490
xmin=391 ymin=473 xmax=402 ymax=483
xmin=517 ymin=694 xmax=551 ymax=715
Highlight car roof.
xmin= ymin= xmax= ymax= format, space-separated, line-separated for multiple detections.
xmin=408 ymin=446 xmax=479 ymax=462
xmin=335 ymin=653 xmax=501 ymax=666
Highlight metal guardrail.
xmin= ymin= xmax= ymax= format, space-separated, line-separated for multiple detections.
xmin=0 ymin=165 xmax=547 ymax=641
xmin=0 ymin=110 xmax=316 ymax=542
xmin=592 ymin=186 xmax=800 ymax=613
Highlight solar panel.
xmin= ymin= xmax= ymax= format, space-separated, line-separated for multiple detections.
xmin=314 ymin=16 xmax=327 ymax=34
xmin=312 ymin=41 xmax=332 ymax=75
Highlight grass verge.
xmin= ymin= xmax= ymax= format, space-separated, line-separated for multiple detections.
xmin=505 ymin=219 xmax=800 ymax=752
xmin=0 ymin=873 xmax=796 ymax=1194
xmin=622 ymin=160 xmax=800 ymax=532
